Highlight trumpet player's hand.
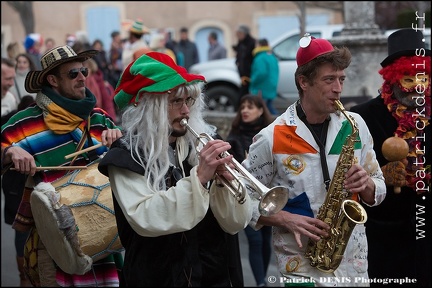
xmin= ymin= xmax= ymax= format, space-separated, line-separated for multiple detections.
xmin=3 ymin=146 xmax=37 ymax=176
xmin=197 ymin=139 xmax=233 ymax=186
xmin=381 ymin=160 xmax=407 ymax=188
xmin=275 ymin=211 xmax=329 ymax=249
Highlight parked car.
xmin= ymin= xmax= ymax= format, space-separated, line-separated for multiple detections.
xmin=189 ymin=24 xmax=344 ymax=112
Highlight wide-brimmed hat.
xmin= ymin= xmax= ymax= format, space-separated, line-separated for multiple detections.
xmin=381 ymin=28 xmax=431 ymax=67
xmin=129 ymin=18 xmax=150 ymax=35
xmin=25 ymin=45 xmax=98 ymax=93
xmin=114 ymin=51 xmax=206 ymax=110
xmin=296 ymin=34 xmax=334 ymax=66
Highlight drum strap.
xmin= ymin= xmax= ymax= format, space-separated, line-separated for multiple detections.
xmin=84 ymin=125 xmax=99 ymax=162
xmin=71 ymin=119 xmax=99 ymax=164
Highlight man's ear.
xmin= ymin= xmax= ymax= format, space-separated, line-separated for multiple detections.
xmin=46 ymin=74 xmax=58 ymax=88
xmin=298 ymin=75 xmax=308 ymax=90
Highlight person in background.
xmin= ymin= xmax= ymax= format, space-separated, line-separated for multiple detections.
xmin=249 ymin=38 xmax=279 ymax=115
xmin=1 ymin=45 xmax=123 ymax=287
xmin=242 ymin=35 xmax=386 ymax=286
xmin=108 ymin=30 xmax=123 ymax=88
xmin=6 ymin=42 xmax=25 ymax=65
xmin=149 ymin=33 xmax=177 ymax=63
xmin=1 ymin=95 xmax=35 ymax=126
xmin=233 ymin=25 xmax=256 ymax=98
xmin=1 ymin=94 xmax=34 ymax=287
xmin=43 ymin=37 xmax=56 ymax=54
xmin=82 ymin=57 xmax=117 ymax=121
xmin=122 ymin=18 xmax=151 ymax=67
xmin=226 ymin=94 xmax=274 ymax=287
xmin=178 ymin=27 xmax=199 ymax=71
xmin=165 ymin=30 xmax=185 ymax=67
xmin=1 ymin=58 xmax=19 ymax=117
xmin=23 ymin=33 xmax=43 ymax=70
xmin=9 ymin=53 xmax=38 ymax=101
xmin=98 ymin=51 xmax=252 ymax=286
xmin=350 ymin=28 xmax=431 ymax=287
xmin=1 ymin=57 xmax=32 ymax=287
xmin=65 ymin=33 xmax=76 ymax=47
xmin=92 ymin=39 xmax=111 ymax=82
xmin=208 ymin=31 xmax=227 ymax=61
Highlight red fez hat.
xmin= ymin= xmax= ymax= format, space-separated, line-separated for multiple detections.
xmin=296 ymin=34 xmax=334 ymax=66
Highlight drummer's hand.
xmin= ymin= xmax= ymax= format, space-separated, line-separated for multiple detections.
xmin=4 ymin=146 xmax=37 ymax=176
xmin=101 ymin=129 xmax=123 ymax=147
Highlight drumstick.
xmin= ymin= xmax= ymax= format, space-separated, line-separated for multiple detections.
xmin=64 ymin=143 xmax=103 ymax=159
xmin=11 ymin=166 xmax=88 ymax=171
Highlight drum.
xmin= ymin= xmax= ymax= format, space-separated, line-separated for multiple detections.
xmin=30 ymin=159 xmax=123 ymax=275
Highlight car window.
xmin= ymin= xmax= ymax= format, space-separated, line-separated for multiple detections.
xmin=273 ymin=32 xmax=321 ymax=61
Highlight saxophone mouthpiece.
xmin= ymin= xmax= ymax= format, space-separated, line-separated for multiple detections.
xmin=333 ymin=100 xmax=344 ymax=113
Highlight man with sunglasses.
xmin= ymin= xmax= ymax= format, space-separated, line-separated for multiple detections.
xmin=98 ymin=51 xmax=252 ymax=286
xmin=1 ymin=45 xmax=123 ymax=286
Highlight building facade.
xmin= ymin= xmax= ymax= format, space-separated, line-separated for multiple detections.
xmin=1 ymin=1 xmax=342 ymax=63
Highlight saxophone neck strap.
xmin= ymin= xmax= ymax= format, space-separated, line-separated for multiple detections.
xmin=296 ymin=101 xmax=331 ymax=191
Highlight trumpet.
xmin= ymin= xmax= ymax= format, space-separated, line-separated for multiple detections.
xmin=180 ymin=118 xmax=289 ymax=216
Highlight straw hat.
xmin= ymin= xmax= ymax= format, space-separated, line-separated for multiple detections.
xmin=129 ymin=18 xmax=150 ymax=35
xmin=25 ymin=45 xmax=98 ymax=93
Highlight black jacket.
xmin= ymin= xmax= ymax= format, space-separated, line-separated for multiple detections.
xmin=351 ymin=96 xmax=431 ymax=286
xmin=98 ymin=139 xmax=244 ymax=287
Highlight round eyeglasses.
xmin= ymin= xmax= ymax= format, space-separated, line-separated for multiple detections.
xmin=169 ymin=97 xmax=196 ymax=109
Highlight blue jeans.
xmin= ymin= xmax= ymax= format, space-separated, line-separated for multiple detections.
xmin=244 ymin=225 xmax=273 ymax=286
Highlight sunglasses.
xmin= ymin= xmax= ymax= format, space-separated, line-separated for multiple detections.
xmin=60 ymin=67 xmax=89 ymax=79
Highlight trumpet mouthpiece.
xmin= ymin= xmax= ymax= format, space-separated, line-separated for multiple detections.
xmin=180 ymin=118 xmax=188 ymax=127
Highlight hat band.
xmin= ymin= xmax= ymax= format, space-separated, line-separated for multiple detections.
xmin=41 ymin=46 xmax=77 ymax=69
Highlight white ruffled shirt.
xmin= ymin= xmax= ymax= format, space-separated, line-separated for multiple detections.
xmin=108 ymin=136 xmax=253 ymax=237
xmin=1 ymin=91 xmax=19 ymax=117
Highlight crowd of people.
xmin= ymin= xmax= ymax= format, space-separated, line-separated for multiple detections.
xmin=1 ymin=23 xmax=430 ymax=287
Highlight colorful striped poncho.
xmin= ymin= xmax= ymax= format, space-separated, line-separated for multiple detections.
xmin=1 ymin=92 xmax=123 ymax=287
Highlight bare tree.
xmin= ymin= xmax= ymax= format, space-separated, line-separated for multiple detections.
xmin=6 ymin=1 xmax=34 ymax=35
xmin=375 ymin=1 xmax=430 ymax=29
xmin=292 ymin=1 xmax=344 ymax=36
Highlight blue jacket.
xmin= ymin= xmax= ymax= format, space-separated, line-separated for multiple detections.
xmin=249 ymin=46 xmax=279 ymax=100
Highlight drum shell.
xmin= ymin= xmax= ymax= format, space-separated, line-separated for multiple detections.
xmin=30 ymin=159 xmax=123 ymax=275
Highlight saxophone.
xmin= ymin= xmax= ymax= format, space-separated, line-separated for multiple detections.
xmin=304 ymin=100 xmax=368 ymax=273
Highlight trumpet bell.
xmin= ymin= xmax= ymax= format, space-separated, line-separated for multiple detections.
xmin=180 ymin=117 xmax=289 ymax=215
xmin=258 ymin=186 xmax=289 ymax=216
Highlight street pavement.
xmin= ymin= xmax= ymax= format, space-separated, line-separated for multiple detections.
xmin=2 ymin=190 xmax=280 ymax=287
